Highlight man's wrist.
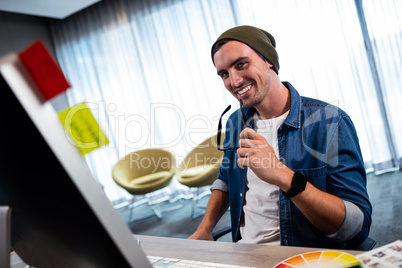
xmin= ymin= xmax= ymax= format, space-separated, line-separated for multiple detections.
xmin=283 ymin=171 xmax=307 ymax=198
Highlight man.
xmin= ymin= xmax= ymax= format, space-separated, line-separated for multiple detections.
xmin=189 ymin=25 xmax=372 ymax=249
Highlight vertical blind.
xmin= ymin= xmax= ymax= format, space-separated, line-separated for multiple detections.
xmin=50 ymin=0 xmax=402 ymax=203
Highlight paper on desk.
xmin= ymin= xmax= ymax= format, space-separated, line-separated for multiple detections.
xmin=58 ymin=102 xmax=109 ymax=155
xmin=356 ymin=240 xmax=402 ymax=267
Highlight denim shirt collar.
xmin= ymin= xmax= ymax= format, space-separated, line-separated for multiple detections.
xmin=243 ymin=81 xmax=301 ymax=129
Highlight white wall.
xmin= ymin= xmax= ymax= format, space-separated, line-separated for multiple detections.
xmin=0 ymin=11 xmax=54 ymax=57
xmin=0 ymin=11 xmax=68 ymax=110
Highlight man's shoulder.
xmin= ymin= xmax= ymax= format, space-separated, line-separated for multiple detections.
xmin=284 ymin=81 xmax=349 ymax=118
xmin=299 ymin=95 xmax=349 ymax=118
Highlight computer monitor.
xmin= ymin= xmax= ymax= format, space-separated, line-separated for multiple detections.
xmin=0 ymin=54 xmax=152 ymax=268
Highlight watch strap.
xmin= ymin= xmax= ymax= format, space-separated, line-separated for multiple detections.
xmin=283 ymin=171 xmax=307 ymax=199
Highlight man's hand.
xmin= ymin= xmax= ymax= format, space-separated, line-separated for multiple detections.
xmin=187 ymin=190 xmax=230 ymax=241
xmin=237 ymin=128 xmax=346 ymax=235
xmin=188 ymin=229 xmax=214 ymax=241
xmin=236 ymin=127 xmax=293 ymax=191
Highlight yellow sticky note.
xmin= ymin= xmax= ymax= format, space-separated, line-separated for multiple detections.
xmin=58 ymin=102 xmax=109 ymax=155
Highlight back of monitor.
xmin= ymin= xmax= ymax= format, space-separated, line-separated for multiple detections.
xmin=0 ymin=54 xmax=152 ymax=268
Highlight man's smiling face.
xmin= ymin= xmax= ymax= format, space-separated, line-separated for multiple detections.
xmin=213 ymin=40 xmax=274 ymax=109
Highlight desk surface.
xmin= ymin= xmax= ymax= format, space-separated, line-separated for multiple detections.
xmin=135 ymin=235 xmax=362 ymax=267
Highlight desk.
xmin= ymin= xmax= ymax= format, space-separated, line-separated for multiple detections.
xmin=136 ymin=235 xmax=362 ymax=267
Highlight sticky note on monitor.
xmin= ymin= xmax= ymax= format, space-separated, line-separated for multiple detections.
xmin=18 ymin=40 xmax=70 ymax=100
xmin=58 ymin=103 xmax=109 ymax=155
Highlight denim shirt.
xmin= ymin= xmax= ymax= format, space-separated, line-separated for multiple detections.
xmin=216 ymin=82 xmax=372 ymax=249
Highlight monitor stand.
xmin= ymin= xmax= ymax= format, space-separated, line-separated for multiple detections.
xmin=0 ymin=206 xmax=11 ymax=268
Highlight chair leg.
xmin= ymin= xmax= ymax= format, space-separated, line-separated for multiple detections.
xmin=125 ymin=191 xmax=184 ymax=222
xmin=151 ymin=203 xmax=162 ymax=219
xmin=126 ymin=195 xmax=160 ymax=223
xmin=128 ymin=196 xmax=135 ymax=222
xmin=191 ymin=188 xmax=211 ymax=218
xmin=127 ymin=196 xmax=148 ymax=222
xmin=147 ymin=191 xmax=184 ymax=219
xmin=191 ymin=189 xmax=197 ymax=218
xmin=146 ymin=193 xmax=163 ymax=220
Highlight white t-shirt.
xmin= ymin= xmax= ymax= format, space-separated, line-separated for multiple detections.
xmin=238 ymin=111 xmax=289 ymax=244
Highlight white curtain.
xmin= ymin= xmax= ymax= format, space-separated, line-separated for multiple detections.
xmin=50 ymin=0 xmax=402 ymax=203
xmin=359 ymin=0 xmax=402 ymax=171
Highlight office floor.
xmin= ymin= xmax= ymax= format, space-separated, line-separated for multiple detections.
xmin=366 ymin=169 xmax=402 ymax=247
xmin=116 ymin=170 xmax=402 ymax=248
xmin=117 ymin=192 xmax=233 ymax=242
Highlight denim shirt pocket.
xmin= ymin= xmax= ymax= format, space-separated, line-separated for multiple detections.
xmin=297 ymin=165 xmax=327 ymax=191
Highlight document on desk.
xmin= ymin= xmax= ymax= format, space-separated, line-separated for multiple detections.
xmin=356 ymin=240 xmax=402 ymax=267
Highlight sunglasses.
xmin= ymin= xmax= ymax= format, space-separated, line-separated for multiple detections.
xmin=217 ymin=99 xmax=249 ymax=151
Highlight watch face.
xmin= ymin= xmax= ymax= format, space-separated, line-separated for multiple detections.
xmin=293 ymin=171 xmax=307 ymax=190
xmin=284 ymin=171 xmax=307 ymax=198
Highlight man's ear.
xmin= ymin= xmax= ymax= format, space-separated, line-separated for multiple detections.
xmin=264 ymin=59 xmax=274 ymax=69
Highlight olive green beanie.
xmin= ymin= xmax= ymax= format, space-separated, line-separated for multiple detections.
xmin=211 ymin=25 xmax=280 ymax=74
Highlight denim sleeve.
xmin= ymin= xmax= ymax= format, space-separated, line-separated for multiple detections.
xmin=326 ymin=115 xmax=372 ymax=246
xmin=326 ymin=200 xmax=363 ymax=242
xmin=213 ymin=148 xmax=230 ymax=192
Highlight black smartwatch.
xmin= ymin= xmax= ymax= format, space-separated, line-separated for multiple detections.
xmin=283 ymin=171 xmax=307 ymax=199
